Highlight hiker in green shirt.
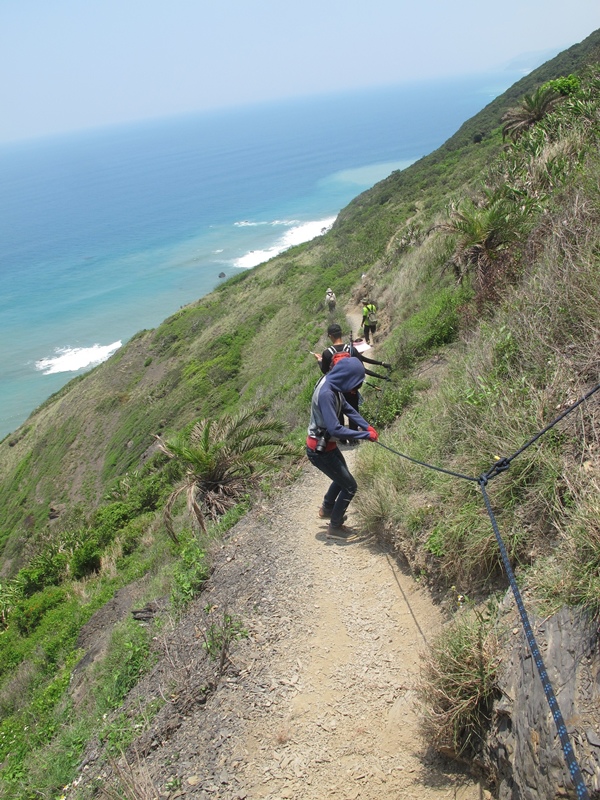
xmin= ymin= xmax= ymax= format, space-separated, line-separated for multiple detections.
xmin=361 ymin=299 xmax=378 ymax=345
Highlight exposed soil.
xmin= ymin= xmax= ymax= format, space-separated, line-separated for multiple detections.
xmin=78 ymin=448 xmax=488 ymax=800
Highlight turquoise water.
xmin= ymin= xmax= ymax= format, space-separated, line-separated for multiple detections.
xmin=0 ymin=74 xmax=518 ymax=437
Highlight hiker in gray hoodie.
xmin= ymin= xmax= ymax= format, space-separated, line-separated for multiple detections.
xmin=306 ymin=357 xmax=378 ymax=540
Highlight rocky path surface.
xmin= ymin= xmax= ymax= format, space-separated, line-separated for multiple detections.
xmin=98 ymin=449 xmax=486 ymax=800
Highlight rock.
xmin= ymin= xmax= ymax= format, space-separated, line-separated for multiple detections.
xmin=484 ymin=604 xmax=600 ymax=798
xmin=587 ymin=728 xmax=600 ymax=748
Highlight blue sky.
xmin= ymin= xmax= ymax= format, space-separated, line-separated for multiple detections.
xmin=1 ymin=0 xmax=598 ymax=144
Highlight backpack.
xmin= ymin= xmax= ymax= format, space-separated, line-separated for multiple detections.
xmin=366 ymin=304 xmax=377 ymax=325
xmin=327 ymin=343 xmax=351 ymax=369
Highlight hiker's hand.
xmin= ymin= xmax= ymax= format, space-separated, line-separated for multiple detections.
xmin=366 ymin=426 xmax=378 ymax=441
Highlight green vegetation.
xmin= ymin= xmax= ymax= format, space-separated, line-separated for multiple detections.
xmin=418 ymin=603 xmax=502 ymax=758
xmin=501 ymin=84 xmax=561 ymax=141
xmin=0 ymin=29 xmax=599 ymax=796
xmin=157 ymin=404 xmax=295 ymax=539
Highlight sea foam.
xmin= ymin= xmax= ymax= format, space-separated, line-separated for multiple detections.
xmin=233 ymin=217 xmax=336 ymax=269
xmin=35 ymin=341 xmax=122 ymax=375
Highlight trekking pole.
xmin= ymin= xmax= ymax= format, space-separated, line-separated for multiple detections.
xmin=372 ymin=364 xmax=393 ymax=427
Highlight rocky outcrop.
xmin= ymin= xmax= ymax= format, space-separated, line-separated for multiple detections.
xmin=484 ymin=602 xmax=600 ymax=798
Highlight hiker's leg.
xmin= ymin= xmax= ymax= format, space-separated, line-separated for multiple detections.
xmin=307 ymin=447 xmax=356 ymax=527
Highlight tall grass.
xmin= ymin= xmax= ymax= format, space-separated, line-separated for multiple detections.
xmin=418 ymin=605 xmax=502 ymax=758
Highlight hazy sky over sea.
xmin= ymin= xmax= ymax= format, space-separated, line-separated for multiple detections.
xmin=1 ymin=0 xmax=598 ymax=144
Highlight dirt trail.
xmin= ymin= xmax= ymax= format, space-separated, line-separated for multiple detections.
xmin=227 ymin=452 xmax=483 ymax=800
xmin=81 ymin=307 xmax=489 ymax=799
xmin=106 ymin=448 xmax=486 ymax=800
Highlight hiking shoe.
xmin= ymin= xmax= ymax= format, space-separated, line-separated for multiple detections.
xmin=326 ymin=524 xmax=359 ymax=541
xmin=318 ymin=507 xmax=347 ymax=522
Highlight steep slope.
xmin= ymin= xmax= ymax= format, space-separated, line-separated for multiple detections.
xmin=1 ymin=30 xmax=600 ymax=800
xmin=1 ymin=29 xmax=599 ymax=562
xmin=73 ymin=450 xmax=486 ymax=800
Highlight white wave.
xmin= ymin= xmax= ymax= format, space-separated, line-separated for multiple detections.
xmin=234 ymin=218 xmax=300 ymax=229
xmin=233 ymin=217 xmax=336 ymax=269
xmin=35 ymin=341 xmax=122 ymax=375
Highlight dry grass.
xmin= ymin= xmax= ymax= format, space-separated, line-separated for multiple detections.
xmin=418 ymin=607 xmax=503 ymax=759
xmin=97 ymin=751 xmax=161 ymax=800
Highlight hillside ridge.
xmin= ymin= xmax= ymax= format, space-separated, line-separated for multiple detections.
xmin=1 ymin=28 xmax=599 ymax=800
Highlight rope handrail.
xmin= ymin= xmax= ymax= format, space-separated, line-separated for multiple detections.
xmin=482 ymin=382 xmax=600 ymax=480
xmin=375 ymin=440 xmax=479 ymax=483
xmin=373 ymin=381 xmax=600 ymax=799
xmin=478 ymin=479 xmax=589 ymax=800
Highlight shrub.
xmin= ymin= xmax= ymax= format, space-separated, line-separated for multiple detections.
xmin=70 ymin=537 xmax=103 ymax=579
xmin=171 ymin=533 xmax=210 ymax=610
xmin=17 ymin=551 xmax=69 ymax=597
xmin=418 ymin=605 xmax=502 ymax=759
xmin=360 ymin=379 xmax=417 ymax=428
xmin=93 ymin=502 xmax=137 ymax=545
xmin=12 ymin=586 xmax=67 ymax=635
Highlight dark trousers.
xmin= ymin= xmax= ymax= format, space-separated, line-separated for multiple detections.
xmin=306 ymin=445 xmax=357 ymax=527
xmin=363 ymin=323 xmax=377 ymax=343
xmin=344 ymin=390 xmax=359 ymax=431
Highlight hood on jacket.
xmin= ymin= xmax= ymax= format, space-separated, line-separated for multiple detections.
xmin=326 ymin=357 xmax=365 ymax=394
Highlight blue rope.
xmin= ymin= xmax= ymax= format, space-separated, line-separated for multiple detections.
xmin=373 ymin=382 xmax=600 ymax=798
xmin=375 ymin=440 xmax=478 ymax=483
xmin=478 ymin=478 xmax=590 ymax=800
xmin=483 ymin=382 xmax=600 ymax=479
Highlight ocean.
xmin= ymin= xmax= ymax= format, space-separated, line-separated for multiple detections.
xmin=0 ymin=73 xmax=520 ymax=438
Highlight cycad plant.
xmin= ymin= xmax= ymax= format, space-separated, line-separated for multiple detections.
xmin=157 ymin=405 xmax=295 ymax=540
xmin=501 ymin=85 xmax=561 ymax=141
xmin=442 ymin=195 xmax=512 ymax=283
xmin=442 ymin=185 xmax=539 ymax=289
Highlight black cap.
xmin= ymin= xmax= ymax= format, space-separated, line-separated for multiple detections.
xmin=327 ymin=323 xmax=343 ymax=337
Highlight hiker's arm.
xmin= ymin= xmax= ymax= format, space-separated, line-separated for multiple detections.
xmin=360 ymin=353 xmax=386 ymax=367
xmin=364 ymin=367 xmax=391 ymax=381
xmin=319 ymin=350 xmax=332 ymax=374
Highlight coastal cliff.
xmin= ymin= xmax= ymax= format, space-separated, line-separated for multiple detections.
xmin=1 ymin=27 xmax=600 ymax=800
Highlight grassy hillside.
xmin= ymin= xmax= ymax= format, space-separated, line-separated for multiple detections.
xmin=0 ymin=27 xmax=599 ymax=799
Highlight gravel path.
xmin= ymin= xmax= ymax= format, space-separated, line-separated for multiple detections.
xmin=92 ymin=448 xmax=487 ymax=800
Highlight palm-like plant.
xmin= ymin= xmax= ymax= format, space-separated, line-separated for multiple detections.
xmin=501 ymin=86 xmax=561 ymax=141
xmin=441 ymin=189 xmax=538 ymax=287
xmin=442 ymin=196 xmax=511 ymax=282
xmin=157 ymin=405 xmax=295 ymax=540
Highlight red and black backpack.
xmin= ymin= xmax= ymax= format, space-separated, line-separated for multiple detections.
xmin=327 ymin=343 xmax=352 ymax=370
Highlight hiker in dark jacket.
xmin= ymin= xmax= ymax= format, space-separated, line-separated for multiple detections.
xmin=313 ymin=323 xmax=390 ymax=437
xmin=306 ymin=358 xmax=378 ymax=540
xmin=316 ymin=323 xmax=391 ymax=378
